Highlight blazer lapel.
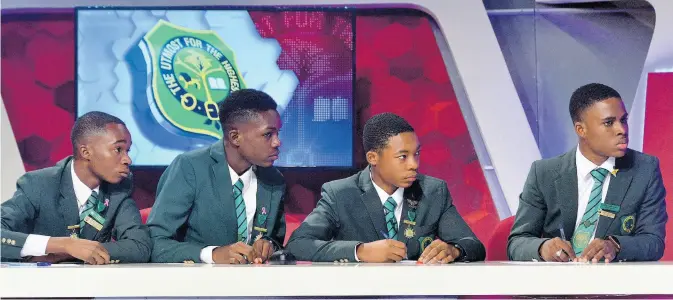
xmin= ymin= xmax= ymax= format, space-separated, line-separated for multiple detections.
xmin=209 ymin=142 xmax=237 ymax=242
xmin=358 ymin=167 xmax=387 ymax=240
xmin=595 ymin=151 xmax=634 ymax=238
xmin=58 ymin=159 xmax=80 ymax=237
xmin=554 ymin=150 xmax=579 ymax=239
xmin=252 ymin=175 xmax=274 ymax=243
xmin=90 ymin=188 xmax=117 ymax=242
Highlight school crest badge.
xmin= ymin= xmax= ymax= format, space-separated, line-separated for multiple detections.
xmin=141 ymin=20 xmax=246 ymax=139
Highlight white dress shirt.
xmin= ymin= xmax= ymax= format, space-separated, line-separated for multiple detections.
xmin=19 ymin=163 xmax=100 ymax=257
xmin=575 ymin=147 xmax=615 ymax=241
xmin=200 ymin=165 xmax=257 ymax=264
xmin=354 ymin=174 xmax=404 ymax=261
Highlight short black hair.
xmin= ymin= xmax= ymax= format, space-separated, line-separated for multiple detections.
xmin=363 ymin=113 xmax=415 ymax=153
xmin=569 ymin=83 xmax=622 ymax=123
xmin=71 ymin=111 xmax=126 ymax=155
xmin=219 ymin=89 xmax=278 ymax=132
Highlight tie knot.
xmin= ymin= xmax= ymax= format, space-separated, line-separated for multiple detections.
xmin=234 ymin=178 xmax=244 ymax=191
xmin=590 ymin=168 xmax=609 ymax=183
xmin=88 ymin=191 xmax=99 ymax=202
xmin=384 ymin=197 xmax=397 ymax=210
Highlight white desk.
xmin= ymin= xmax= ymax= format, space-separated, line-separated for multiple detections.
xmin=2 ymin=262 xmax=672 ymax=298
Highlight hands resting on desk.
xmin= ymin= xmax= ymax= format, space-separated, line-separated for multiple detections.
xmin=25 ymin=238 xmax=110 ymax=265
xmin=356 ymin=239 xmax=460 ymax=264
xmin=539 ymin=237 xmax=618 ymax=263
xmin=212 ymin=239 xmax=274 ymax=264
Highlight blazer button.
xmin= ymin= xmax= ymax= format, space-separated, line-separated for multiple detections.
xmin=1 ymin=238 xmax=5 ymax=243
xmin=11 ymin=240 xmax=16 ymax=245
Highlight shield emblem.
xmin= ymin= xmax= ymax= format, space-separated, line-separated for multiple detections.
xmin=141 ymin=19 xmax=246 ymax=139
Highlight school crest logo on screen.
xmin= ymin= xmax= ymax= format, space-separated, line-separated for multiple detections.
xmin=140 ymin=20 xmax=246 ymax=139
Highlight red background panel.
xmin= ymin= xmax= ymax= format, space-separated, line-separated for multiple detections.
xmin=643 ymin=72 xmax=673 ymax=261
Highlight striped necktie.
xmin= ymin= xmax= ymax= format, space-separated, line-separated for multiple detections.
xmin=572 ymin=168 xmax=609 ymax=255
xmin=233 ymin=179 xmax=247 ymax=243
xmin=384 ymin=197 xmax=398 ymax=240
xmin=79 ymin=190 xmax=100 ymax=229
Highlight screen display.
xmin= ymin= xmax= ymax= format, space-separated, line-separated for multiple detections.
xmin=77 ymin=9 xmax=354 ymax=167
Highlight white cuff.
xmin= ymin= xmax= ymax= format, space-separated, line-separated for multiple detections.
xmin=200 ymin=246 xmax=218 ymax=264
xmin=20 ymin=234 xmax=50 ymax=257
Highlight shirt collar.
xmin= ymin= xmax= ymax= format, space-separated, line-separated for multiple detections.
xmin=575 ymin=146 xmax=616 ymax=179
xmin=228 ymin=164 xmax=255 ymax=191
xmin=70 ymin=162 xmax=100 ymax=208
xmin=370 ymin=171 xmax=405 ymax=206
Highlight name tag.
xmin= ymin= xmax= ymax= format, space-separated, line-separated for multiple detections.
xmin=599 ymin=209 xmax=616 ymax=219
xmin=84 ymin=216 xmax=103 ymax=231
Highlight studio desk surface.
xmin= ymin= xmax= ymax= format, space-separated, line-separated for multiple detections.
xmin=2 ymin=261 xmax=673 ymax=298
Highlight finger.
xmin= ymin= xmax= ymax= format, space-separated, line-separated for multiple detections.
xmin=251 ymin=244 xmax=262 ymax=261
xmin=233 ymin=243 xmax=254 ymax=258
xmin=430 ymin=250 xmax=448 ymax=264
xmin=84 ymin=256 xmax=97 ymax=265
xmin=388 ymin=251 xmax=404 ymax=262
xmin=445 ymin=250 xmax=459 ymax=263
xmin=228 ymin=253 xmax=246 ymax=264
xmin=421 ymin=246 xmax=440 ymax=263
xmin=390 ymin=245 xmax=407 ymax=259
xmin=419 ymin=240 xmax=439 ymax=257
xmin=90 ymin=252 xmax=105 ymax=265
xmin=592 ymin=249 xmax=606 ymax=263
xmin=254 ymin=258 xmax=263 ymax=264
xmin=604 ymin=252 xmax=615 ymax=263
xmin=440 ymin=255 xmax=454 ymax=264
xmin=581 ymin=242 xmax=600 ymax=262
xmin=556 ymin=247 xmax=570 ymax=262
xmin=557 ymin=240 xmax=576 ymax=260
xmin=261 ymin=241 xmax=272 ymax=261
xmin=96 ymin=249 xmax=111 ymax=264
xmin=548 ymin=242 xmax=563 ymax=262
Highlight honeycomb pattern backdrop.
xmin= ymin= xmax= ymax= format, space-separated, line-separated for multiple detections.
xmin=1 ymin=11 xmax=498 ymax=245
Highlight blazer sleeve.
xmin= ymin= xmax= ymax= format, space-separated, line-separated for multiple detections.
xmin=437 ymin=181 xmax=485 ymax=262
xmin=612 ymin=158 xmax=667 ymax=261
xmin=147 ymin=155 xmax=205 ymax=262
xmin=101 ymin=197 xmax=152 ymax=263
xmin=507 ymin=160 xmax=549 ymax=261
xmin=285 ymin=184 xmax=360 ymax=262
xmin=1 ymin=175 xmax=39 ymax=260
